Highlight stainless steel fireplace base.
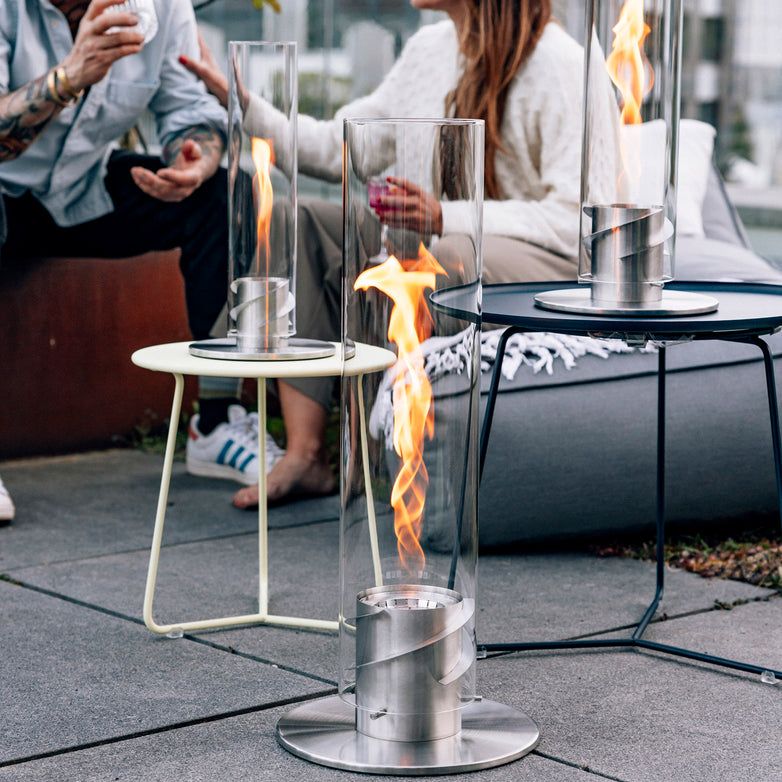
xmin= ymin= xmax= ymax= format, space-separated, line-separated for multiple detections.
xmin=276 ymin=695 xmax=539 ymax=775
xmin=189 ymin=337 xmax=335 ymax=361
xmin=534 ymin=288 xmax=719 ymax=317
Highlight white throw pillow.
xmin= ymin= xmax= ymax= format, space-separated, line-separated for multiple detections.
xmin=620 ymin=119 xmax=715 ymax=238
xmin=676 ymin=119 xmax=716 ymax=238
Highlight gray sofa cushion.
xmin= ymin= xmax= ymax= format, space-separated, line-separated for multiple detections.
xmin=474 ymin=332 xmax=782 ymax=548
xmin=676 ymin=235 xmax=782 ymax=283
xmin=428 ymin=163 xmax=782 ymax=548
xmin=700 ymin=163 xmax=752 ymax=248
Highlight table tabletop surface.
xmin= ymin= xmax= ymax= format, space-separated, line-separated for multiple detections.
xmin=431 ymin=281 xmax=782 ymax=338
xmin=132 ymin=341 xmax=396 ymax=378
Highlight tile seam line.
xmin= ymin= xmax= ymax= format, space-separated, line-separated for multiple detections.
xmin=0 ymin=515 xmax=341 ymax=570
xmin=532 ymin=750 xmax=634 ymax=782
xmin=0 ymin=689 xmax=336 ymax=769
xmin=6 ymin=574 xmax=771 ymax=668
xmin=0 ymin=576 xmax=339 ymax=685
xmin=479 ymin=595 xmax=778 ymax=655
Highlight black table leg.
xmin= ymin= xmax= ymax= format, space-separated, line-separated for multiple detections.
xmin=480 ymin=326 xmax=524 ymax=480
xmin=743 ymin=335 xmax=782 ymax=530
xmin=479 ymin=337 xmax=782 ymax=680
xmin=633 ymin=344 xmax=667 ymax=640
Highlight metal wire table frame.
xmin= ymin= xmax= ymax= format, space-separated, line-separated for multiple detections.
xmin=431 ymin=280 xmax=782 ymax=680
xmin=131 ymin=341 xmax=395 ymax=635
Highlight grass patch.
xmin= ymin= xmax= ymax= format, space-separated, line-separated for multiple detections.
xmin=590 ymin=521 xmax=782 ymax=590
xmin=125 ymin=408 xmax=189 ymax=459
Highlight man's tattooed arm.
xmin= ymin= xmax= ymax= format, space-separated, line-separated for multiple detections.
xmin=163 ymin=125 xmax=225 ymax=169
xmin=0 ymin=72 xmax=69 ymax=162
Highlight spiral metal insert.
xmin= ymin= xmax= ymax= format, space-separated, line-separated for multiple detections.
xmin=584 ymin=204 xmax=668 ymax=309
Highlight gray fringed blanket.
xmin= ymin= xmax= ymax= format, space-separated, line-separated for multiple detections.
xmin=369 ymin=329 xmax=654 ymax=446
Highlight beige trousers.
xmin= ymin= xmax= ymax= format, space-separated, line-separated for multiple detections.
xmin=288 ymin=197 xmax=577 ymax=408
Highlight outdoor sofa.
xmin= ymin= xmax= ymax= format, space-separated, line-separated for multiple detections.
xmin=467 ymin=122 xmax=782 ymax=547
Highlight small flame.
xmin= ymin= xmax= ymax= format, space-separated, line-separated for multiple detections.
xmin=251 ymin=137 xmax=275 ymax=272
xmin=354 ymin=244 xmax=447 ymax=573
xmin=605 ymin=0 xmax=653 ymax=126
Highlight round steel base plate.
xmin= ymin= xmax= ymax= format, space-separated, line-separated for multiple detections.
xmin=189 ymin=337 xmax=336 ymax=361
xmin=276 ymin=695 xmax=539 ymax=775
xmin=534 ymin=288 xmax=719 ymax=317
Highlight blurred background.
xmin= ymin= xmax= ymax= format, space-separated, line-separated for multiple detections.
xmin=168 ymin=0 xmax=781 ymax=264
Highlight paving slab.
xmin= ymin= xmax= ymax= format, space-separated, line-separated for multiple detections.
xmin=625 ymin=594 xmax=782 ymax=673
xmin=3 ymin=449 xmax=770 ymax=641
xmin=2 ymin=448 xmax=780 ymax=781
xmin=0 ymin=704 xmax=595 ymax=782
xmin=0 ymin=451 xmax=337 ymax=570
xmin=6 ymin=520 xmax=341 ymax=627
xmin=5 ymin=520 xmax=343 ymax=682
xmin=476 ymin=550 xmax=773 ymax=642
xmin=473 ymin=599 xmax=782 ymax=782
xmin=0 ymin=580 xmax=328 ymax=766
xmin=7 ymin=527 xmax=772 ymax=685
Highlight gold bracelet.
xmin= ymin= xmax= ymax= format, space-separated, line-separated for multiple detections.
xmin=55 ymin=66 xmax=83 ymax=102
xmin=46 ymin=69 xmax=69 ymax=106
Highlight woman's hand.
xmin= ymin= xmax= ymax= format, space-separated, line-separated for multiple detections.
xmin=60 ymin=0 xmax=145 ymax=93
xmin=180 ymin=30 xmax=229 ymax=109
xmin=372 ymin=176 xmax=444 ymax=237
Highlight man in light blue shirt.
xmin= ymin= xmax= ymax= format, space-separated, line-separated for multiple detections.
xmin=0 ymin=0 xmax=228 ymax=339
xmin=0 ymin=1 xmax=265 ymax=496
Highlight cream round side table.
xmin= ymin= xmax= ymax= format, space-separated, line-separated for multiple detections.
xmin=132 ymin=341 xmax=395 ymax=635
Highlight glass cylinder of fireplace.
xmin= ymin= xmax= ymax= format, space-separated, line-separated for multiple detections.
xmin=227 ymin=41 xmax=297 ymax=351
xmin=340 ymin=118 xmax=484 ymax=743
xmin=579 ymin=0 xmax=683 ymax=308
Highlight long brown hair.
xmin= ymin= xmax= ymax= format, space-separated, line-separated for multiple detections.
xmin=446 ymin=0 xmax=551 ymax=199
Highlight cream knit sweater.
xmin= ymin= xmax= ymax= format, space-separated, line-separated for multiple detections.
xmin=246 ymin=20 xmax=593 ymax=260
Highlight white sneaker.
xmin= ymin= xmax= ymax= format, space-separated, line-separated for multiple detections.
xmin=0 ymin=475 xmax=15 ymax=522
xmin=186 ymin=405 xmax=286 ymax=486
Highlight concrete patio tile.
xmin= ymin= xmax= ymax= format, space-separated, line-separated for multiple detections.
xmin=1 ymin=446 xmax=779 ymax=781
xmin=0 ymin=451 xmax=247 ymax=569
xmin=0 ymin=450 xmax=337 ymax=571
xmin=0 ymin=704 xmax=595 ymax=782
xmin=0 ymin=580 xmax=329 ymax=766
xmin=476 ymin=550 xmax=773 ymax=643
xmin=4 ymin=520 xmax=343 ymax=682
xmin=6 ymin=526 xmax=773 ymax=685
xmin=3 ymin=449 xmax=770 ymax=647
xmin=6 ymin=520 xmax=341 ymax=628
xmin=473 ymin=601 xmax=782 ymax=782
xmin=633 ymin=594 xmax=782 ymax=673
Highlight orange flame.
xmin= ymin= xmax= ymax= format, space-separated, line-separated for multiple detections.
xmin=251 ymin=137 xmax=275 ymax=272
xmin=605 ymin=0 xmax=653 ymax=126
xmin=354 ymin=244 xmax=447 ymax=573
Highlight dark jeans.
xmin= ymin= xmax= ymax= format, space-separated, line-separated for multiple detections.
xmin=1 ymin=150 xmax=228 ymax=340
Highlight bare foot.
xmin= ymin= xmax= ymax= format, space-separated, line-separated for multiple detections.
xmin=232 ymin=453 xmax=336 ymax=508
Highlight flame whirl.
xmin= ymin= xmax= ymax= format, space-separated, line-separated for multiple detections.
xmin=605 ymin=0 xmax=655 ymax=198
xmin=605 ymin=0 xmax=653 ymax=126
xmin=251 ymin=137 xmax=275 ymax=273
xmin=354 ymin=244 xmax=447 ymax=573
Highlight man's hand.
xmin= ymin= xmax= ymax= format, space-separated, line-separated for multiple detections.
xmin=130 ymin=127 xmax=224 ymax=203
xmin=0 ymin=0 xmax=146 ymax=161
xmin=60 ymin=0 xmax=146 ymax=93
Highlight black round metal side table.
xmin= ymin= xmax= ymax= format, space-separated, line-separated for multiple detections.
xmin=431 ymin=280 xmax=782 ymax=680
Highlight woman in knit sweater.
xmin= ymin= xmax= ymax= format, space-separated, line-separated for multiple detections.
xmin=182 ymin=0 xmax=601 ymax=508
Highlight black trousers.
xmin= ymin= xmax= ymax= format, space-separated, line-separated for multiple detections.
xmin=1 ymin=150 xmax=228 ymax=340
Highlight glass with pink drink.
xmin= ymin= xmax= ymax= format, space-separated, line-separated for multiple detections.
xmin=367 ymin=177 xmax=394 ymax=261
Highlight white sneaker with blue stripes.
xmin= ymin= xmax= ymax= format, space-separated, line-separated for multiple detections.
xmin=186 ymin=405 xmax=285 ymax=485
xmin=0 ymin=474 xmax=15 ymax=522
